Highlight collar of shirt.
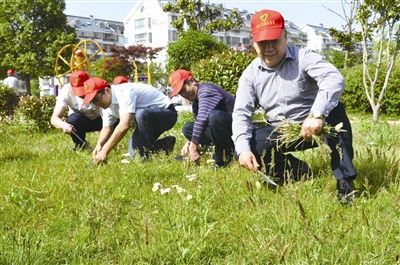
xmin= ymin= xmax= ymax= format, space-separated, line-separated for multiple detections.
xmin=257 ymin=47 xmax=294 ymax=72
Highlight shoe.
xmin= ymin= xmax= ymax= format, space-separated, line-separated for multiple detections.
xmin=337 ymin=178 xmax=356 ymax=204
xmin=162 ymin=136 xmax=176 ymax=154
xmin=213 ymin=161 xmax=226 ymax=169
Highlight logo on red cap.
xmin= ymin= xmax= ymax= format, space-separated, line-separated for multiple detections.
xmin=251 ymin=9 xmax=285 ymax=42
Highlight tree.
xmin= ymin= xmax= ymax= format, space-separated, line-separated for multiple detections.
xmin=0 ymin=0 xmax=77 ymax=95
xmin=191 ymin=49 xmax=256 ymax=95
xmin=108 ymin=45 xmax=163 ymax=85
xmin=356 ymin=0 xmax=400 ymax=121
xmin=325 ymin=0 xmax=362 ymax=68
xmin=166 ymin=30 xmax=227 ymax=72
xmin=162 ymin=0 xmax=243 ymax=34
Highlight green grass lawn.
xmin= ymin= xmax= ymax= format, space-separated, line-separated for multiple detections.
xmin=1 ymin=113 xmax=399 ymax=264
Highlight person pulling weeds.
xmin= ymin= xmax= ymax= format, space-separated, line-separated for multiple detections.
xmin=232 ymin=9 xmax=357 ymax=203
xmin=82 ymin=77 xmax=177 ymax=163
xmin=169 ymin=70 xmax=235 ymax=168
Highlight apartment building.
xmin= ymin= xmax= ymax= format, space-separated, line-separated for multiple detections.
xmin=124 ymin=0 xmax=317 ymax=56
xmin=300 ymin=24 xmax=341 ymax=56
xmin=67 ymin=15 xmax=125 ymax=55
xmin=124 ymin=0 xmax=257 ymax=60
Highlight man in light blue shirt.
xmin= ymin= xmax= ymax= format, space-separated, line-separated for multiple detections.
xmin=232 ymin=9 xmax=356 ymax=203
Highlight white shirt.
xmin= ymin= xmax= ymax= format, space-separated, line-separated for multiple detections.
xmin=56 ymin=84 xmax=102 ymax=120
xmin=3 ymin=76 xmax=19 ymax=91
xmin=102 ymin=82 xmax=171 ymax=127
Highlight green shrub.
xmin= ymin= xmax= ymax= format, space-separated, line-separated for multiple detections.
xmin=30 ymin=78 xmax=40 ymax=96
xmin=166 ymin=30 xmax=227 ymax=73
xmin=0 ymin=84 xmax=18 ymax=119
xmin=15 ymin=95 xmax=56 ymax=132
xmin=191 ymin=49 xmax=256 ymax=95
xmin=340 ymin=64 xmax=400 ymax=116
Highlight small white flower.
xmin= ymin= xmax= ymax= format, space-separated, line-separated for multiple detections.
xmin=160 ymin=188 xmax=171 ymax=195
xmin=255 ymin=181 xmax=262 ymax=190
xmin=122 ymin=153 xmax=131 ymax=157
xmin=120 ymin=159 xmax=130 ymax=164
xmin=335 ymin=122 xmax=344 ymax=132
xmin=197 ymin=185 xmax=202 ymax=189
xmin=369 ymin=141 xmax=375 ymax=145
xmin=186 ymin=194 xmax=193 ymax=200
xmin=176 ymin=187 xmax=185 ymax=193
xmin=185 ymin=175 xmax=197 ymax=182
xmin=152 ymin=182 xmax=162 ymax=192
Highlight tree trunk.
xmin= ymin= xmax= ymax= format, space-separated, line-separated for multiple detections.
xmin=344 ymin=50 xmax=349 ymax=68
xmin=25 ymin=75 xmax=31 ymax=95
xmin=372 ymin=105 xmax=380 ymax=122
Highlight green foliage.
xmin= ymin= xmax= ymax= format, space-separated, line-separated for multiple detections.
xmin=340 ymin=64 xmax=400 ymax=116
xmin=105 ymin=45 xmax=164 ymax=84
xmin=355 ymin=0 xmax=400 ymax=120
xmin=326 ymin=49 xmax=345 ymax=69
xmin=30 ymin=78 xmax=40 ymax=96
xmin=328 ymin=28 xmax=362 ymax=68
xmin=191 ymin=49 xmax=256 ymax=95
xmin=0 ymin=117 xmax=399 ymax=263
xmin=15 ymin=95 xmax=56 ymax=132
xmin=0 ymin=0 xmax=77 ymax=94
xmin=167 ymin=30 xmax=227 ymax=73
xmin=149 ymin=62 xmax=169 ymax=88
xmin=93 ymin=57 xmax=126 ymax=83
xmin=326 ymin=49 xmax=362 ymax=69
xmin=163 ymin=0 xmax=243 ymax=34
xmin=0 ymin=84 xmax=18 ymax=118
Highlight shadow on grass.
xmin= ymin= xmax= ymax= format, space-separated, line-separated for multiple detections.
xmin=354 ymin=147 xmax=399 ymax=196
xmin=0 ymin=150 xmax=38 ymax=162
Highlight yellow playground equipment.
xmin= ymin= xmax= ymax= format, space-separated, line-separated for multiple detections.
xmin=54 ymin=39 xmax=106 ymax=86
xmin=132 ymin=60 xmax=152 ymax=85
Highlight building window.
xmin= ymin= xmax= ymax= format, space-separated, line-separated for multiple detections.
xmin=94 ymin=32 xmax=102 ymax=39
xmin=242 ymin=38 xmax=250 ymax=45
xmin=230 ymin=37 xmax=240 ymax=45
xmin=168 ymin=30 xmax=178 ymax=42
xmin=135 ymin=33 xmax=147 ymax=43
xmin=170 ymin=15 xmax=178 ymax=24
xmin=148 ymin=33 xmax=152 ymax=43
xmin=135 ymin=18 xmax=146 ymax=29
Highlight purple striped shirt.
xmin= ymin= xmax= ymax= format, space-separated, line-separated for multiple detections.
xmin=191 ymin=83 xmax=235 ymax=144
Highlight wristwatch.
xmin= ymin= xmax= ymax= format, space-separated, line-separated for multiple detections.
xmin=308 ymin=111 xmax=324 ymax=119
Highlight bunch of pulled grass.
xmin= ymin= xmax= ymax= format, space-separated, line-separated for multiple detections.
xmin=274 ymin=121 xmax=346 ymax=153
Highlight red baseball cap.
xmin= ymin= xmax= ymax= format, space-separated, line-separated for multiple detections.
xmin=7 ymin=69 xmax=14 ymax=76
xmin=251 ymin=9 xmax=285 ymax=42
xmin=168 ymin=69 xmax=192 ymax=97
xmin=83 ymin=77 xmax=109 ymax=105
xmin=70 ymin=70 xmax=90 ymax=96
xmin=113 ymin=75 xmax=128 ymax=84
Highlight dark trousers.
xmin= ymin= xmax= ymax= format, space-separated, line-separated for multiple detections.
xmin=130 ymin=105 xmax=177 ymax=155
xmin=182 ymin=109 xmax=234 ymax=162
xmin=251 ymin=103 xmax=356 ymax=181
xmin=66 ymin=113 xmax=102 ymax=146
